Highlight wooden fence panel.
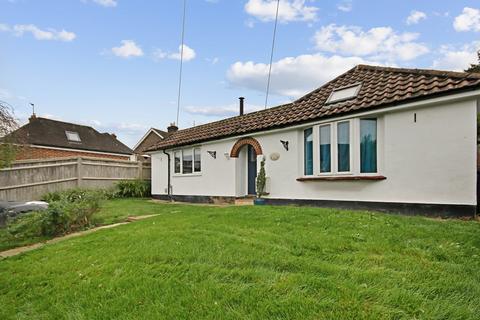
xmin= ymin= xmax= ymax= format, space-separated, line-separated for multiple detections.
xmin=0 ymin=157 xmax=151 ymax=201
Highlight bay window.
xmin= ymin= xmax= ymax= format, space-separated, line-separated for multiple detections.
xmin=301 ymin=118 xmax=378 ymax=176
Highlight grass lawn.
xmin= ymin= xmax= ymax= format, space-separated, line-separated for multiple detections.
xmin=1 ymin=199 xmax=480 ymax=319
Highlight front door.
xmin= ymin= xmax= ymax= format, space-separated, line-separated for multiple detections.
xmin=247 ymin=145 xmax=257 ymax=195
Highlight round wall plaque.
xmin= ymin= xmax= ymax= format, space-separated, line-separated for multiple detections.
xmin=270 ymin=152 xmax=280 ymax=161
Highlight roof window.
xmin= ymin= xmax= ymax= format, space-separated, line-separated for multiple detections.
xmin=65 ymin=131 xmax=81 ymax=142
xmin=326 ymin=83 xmax=362 ymax=104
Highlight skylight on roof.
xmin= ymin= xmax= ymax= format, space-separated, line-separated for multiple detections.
xmin=65 ymin=131 xmax=81 ymax=142
xmin=326 ymin=83 xmax=362 ymax=104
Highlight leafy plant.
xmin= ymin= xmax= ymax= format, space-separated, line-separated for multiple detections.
xmin=115 ymin=179 xmax=151 ymax=198
xmin=256 ymin=157 xmax=267 ymax=198
xmin=8 ymin=188 xmax=105 ymax=239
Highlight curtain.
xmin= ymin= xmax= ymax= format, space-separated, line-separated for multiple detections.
xmin=337 ymin=122 xmax=350 ymax=172
xmin=360 ymin=119 xmax=377 ymax=173
xmin=320 ymin=125 xmax=331 ymax=173
xmin=304 ymin=128 xmax=313 ymax=175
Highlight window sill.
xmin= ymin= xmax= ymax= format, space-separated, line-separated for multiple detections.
xmin=173 ymin=173 xmax=202 ymax=177
xmin=297 ymin=175 xmax=386 ymax=182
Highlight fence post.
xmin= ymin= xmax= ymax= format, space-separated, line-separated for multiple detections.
xmin=138 ymin=161 xmax=143 ymax=179
xmin=77 ymin=157 xmax=83 ymax=187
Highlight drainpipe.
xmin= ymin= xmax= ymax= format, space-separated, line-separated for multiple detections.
xmin=162 ymin=149 xmax=172 ymax=201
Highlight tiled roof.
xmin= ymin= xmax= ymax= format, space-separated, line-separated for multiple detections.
xmin=152 ymin=128 xmax=169 ymax=137
xmin=5 ymin=117 xmax=133 ymax=155
xmin=148 ymin=64 xmax=480 ymax=151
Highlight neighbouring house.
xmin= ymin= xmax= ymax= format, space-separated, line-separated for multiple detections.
xmin=147 ymin=65 xmax=480 ymax=217
xmin=3 ymin=116 xmax=133 ymax=161
xmin=133 ymin=127 xmax=170 ymax=161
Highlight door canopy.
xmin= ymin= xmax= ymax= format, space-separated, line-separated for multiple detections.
xmin=230 ymin=137 xmax=263 ymax=158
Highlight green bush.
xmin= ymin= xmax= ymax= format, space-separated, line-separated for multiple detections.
xmin=41 ymin=188 xmax=115 ymax=203
xmin=115 ymin=180 xmax=151 ymax=198
xmin=8 ymin=188 xmax=105 ymax=239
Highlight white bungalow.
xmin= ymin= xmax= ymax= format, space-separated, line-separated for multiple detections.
xmin=148 ymin=65 xmax=480 ymax=217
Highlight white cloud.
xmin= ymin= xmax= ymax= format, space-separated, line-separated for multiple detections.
xmin=92 ymin=0 xmax=117 ymax=7
xmin=313 ymin=24 xmax=429 ymax=61
xmin=406 ymin=10 xmax=427 ymax=25
xmin=245 ymin=0 xmax=318 ymax=23
xmin=453 ymin=7 xmax=480 ymax=32
xmin=0 ymin=23 xmax=76 ymax=41
xmin=185 ymin=103 xmax=263 ymax=118
xmin=227 ymin=53 xmax=376 ymax=98
xmin=111 ymin=40 xmax=144 ymax=58
xmin=154 ymin=44 xmax=196 ymax=62
xmin=169 ymin=44 xmax=196 ymax=61
xmin=432 ymin=42 xmax=480 ymax=71
xmin=337 ymin=0 xmax=352 ymax=12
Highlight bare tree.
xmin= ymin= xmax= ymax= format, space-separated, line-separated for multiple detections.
xmin=465 ymin=50 xmax=480 ymax=73
xmin=0 ymin=101 xmax=17 ymax=136
xmin=0 ymin=100 xmax=19 ymax=168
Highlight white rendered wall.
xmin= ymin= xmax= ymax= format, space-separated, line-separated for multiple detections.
xmin=151 ymin=98 xmax=477 ymax=205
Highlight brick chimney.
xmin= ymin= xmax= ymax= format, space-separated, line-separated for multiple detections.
xmin=29 ymin=113 xmax=37 ymax=122
xmin=167 ymin=123 xmax=179 ymax=133
xmin=111 ymin=133 xmax=117 ymax=139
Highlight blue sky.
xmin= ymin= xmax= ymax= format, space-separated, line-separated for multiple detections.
xmin=1 ymin=0 xmax=479 ymax=147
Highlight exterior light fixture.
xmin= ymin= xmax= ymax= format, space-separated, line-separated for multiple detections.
xmin=280 ymin=140 xmax=289 ymax=151
xmin=207 ymin=151 xmax=216 ymax=159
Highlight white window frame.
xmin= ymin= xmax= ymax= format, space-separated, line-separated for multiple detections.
xmin=318 ymin=124 xmax=333 ymax=175
xmin=356 ymin=118 xmax=380 ymax=176
xmin=193 ymin=148 xmax=201 ymax=173
xmin=172 ymin=147 xmax=202 ymax=176
xmin=301 ymin=117 xmax=382 ymax=178
xmin=65 ymin=131 xmax=81 ymax=142
xmin=336 ymin=120 xmax=353 ymax=174
xmin=326 ymin=83 xmax=362 ymax=104
xmin=174 ymin=151 xmax=181 ymax=174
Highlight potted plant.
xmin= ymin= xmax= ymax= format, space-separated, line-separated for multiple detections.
xmin=254 ymin=157 xmax=267 ymax=205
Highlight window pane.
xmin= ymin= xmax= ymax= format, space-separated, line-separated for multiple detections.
xmin=319 ymin=125 xmax=331 ymax=173
xmin=304 ymin=128 xmax=313 ymax=175
xmin=337 ymin=122 xmax=350 ymax=172
xmin=194 ymin=148 xmax=201 ymax=172
xmin=174 ymin=152 xmax=181 ymax=174
xmin=360 ymin=119 xmax=377 ymax=173
xmin=65 ymin=131 xmax=81 ymax=142
xmin=182 ymin=150 xmax=193 ymax=174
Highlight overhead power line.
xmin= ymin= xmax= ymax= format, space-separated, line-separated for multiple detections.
xmin=264 ymin=0 xmax=280 ymax=109
xmin=176 ymin=0 xmax=187 ymax=126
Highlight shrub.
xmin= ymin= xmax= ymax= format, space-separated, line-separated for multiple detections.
xmin=41 ymin=188 xmax=115 ymax=203
xmin=256 ymin=157 xmax=267 ymax=198
xmin=8 ymin=188 xmax=106 ymax=239
xmin=115 ymin=179 xmax=151 ymax=198
xmin=6 ymin=211 xmax=44 ymax=240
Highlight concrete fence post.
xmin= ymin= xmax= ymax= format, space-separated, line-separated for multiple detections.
xmin=77 ymin=157 xmax=83 ymax=187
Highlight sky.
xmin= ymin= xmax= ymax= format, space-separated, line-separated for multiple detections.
xmin=1 ymin=0 xmax=479 ymax=148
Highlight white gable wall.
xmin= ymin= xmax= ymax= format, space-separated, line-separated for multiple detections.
xmin=151 ymin=97 xmax=477 ymax=206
